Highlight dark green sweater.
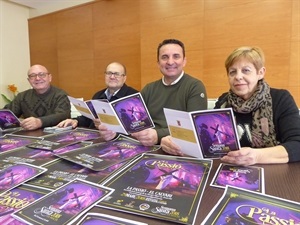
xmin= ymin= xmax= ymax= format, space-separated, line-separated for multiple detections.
xmin=141 ymin=74 xmax=207 ymax=143
xmin=4 ymin=85 xmax=70 ymax=127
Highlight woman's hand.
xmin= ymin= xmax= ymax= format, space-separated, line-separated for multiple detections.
xmin=221 ymin=145 xmax=288 ymax=166
xmin=221 ymin=147 xmax=259 ymax=166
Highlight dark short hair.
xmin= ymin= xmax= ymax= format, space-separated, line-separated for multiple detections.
xmin=157 ymin=39 xmax=185 ymax=61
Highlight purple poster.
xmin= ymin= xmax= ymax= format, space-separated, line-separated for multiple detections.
xmin=56 ymin=135 xmax=160 ymax=171
xmin=192 ymin=108 xmax=240 ymax=158
xmin=202 ymin=186 xmax=300 ymax=225
xmin=27 ymin=128 xmax=100 ymax=151
xmin=0 ymin=135 xmax=41 ymax=153
xmin=111 ymin=93 xmax=154 ymax=133
xmin=0 ymin=163 xmax=47 ymax=194
xmin=77 ymin=212 xmax=147 ymax=225
xmin=0 ymin=110 xmax=20 ymax=131
xmin=211 ymin=163 xmax=265 ymax=193
xmin=0 ymin=185 xmax=50 ymax=224
xmin=27 ymin=159 xmax=125 ymax=190
xmin=0 ymin=146 xmax=57 ymax=166
xmin=13 ymin=179 xmax=113 ymax=225
xmin=100 ymin=153 xmax=212 ymax=225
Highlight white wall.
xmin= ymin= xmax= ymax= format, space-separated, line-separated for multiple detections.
xmin=0 ymin=0 xmax=94 ymax=107
xmin=29 ymin=0 xmax=94 ymax=18
xmin=0 ymin=0 xmax=31 ymax=107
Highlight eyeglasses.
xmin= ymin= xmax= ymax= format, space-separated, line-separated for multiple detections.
xmin=28 ymin=72 xmax=49 ymax=79
xmin=105 ymin=71 xmax=125 ymax=78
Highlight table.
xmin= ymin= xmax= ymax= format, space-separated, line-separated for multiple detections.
xmin=88 ymin=156 xmax=300 ymax=224
xmin=10 ymin=129 xmax=300 ymax=224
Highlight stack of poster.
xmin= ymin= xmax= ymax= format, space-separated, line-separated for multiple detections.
xmin=0 ymin=145 xmax=57 ymax=167
xmin=12 ymin=179 xmax=114 ymax=225
xmin=0 ymin=163 xmax=47 ymax=195
xmin=210 ymin=163 xmax=265 ymax=193
xmin=99 ymin=153 xmax=212 ymax=225
xmin=55 ymin=135 xmax=160 ymax=171
xmin=77 ymin=212 xmax=148 ymax=225
xmin=0 ymin=140 xmax=95 ymax=170
xmin=201 ymin=185 xmax=300 ymax=224
xmin=0 ymin=184 xmax=51 ymax=224
xmin=26 ymin=159 xmax=126 ymax=190
xmin=0 ymin=134 xmax=42 ymax=153
xmin=164 ymin=108 xmax=240 ymax=158
xmin=91 ymin=93 xmax=155 ymax=135
xmin=26 ymin=128 xmax=100 ymax=151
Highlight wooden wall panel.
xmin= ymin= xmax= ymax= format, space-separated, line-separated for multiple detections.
xmin=58 ymin=60 xmax=95 ymax=98
xmin=202 ymin=0 xmax=293 ymax=98
xmin=28 ymin=15 xmax=58 ymax=84
xmin=56 ymin=29 xmax=95 ymax=96
xmin=139 ymin=0 xmax=205 ymax=87
xmin=54 ymin=4 xmax=95 ymax=99
xmin=92 ymin=0 xmax=141 ymax=93
xmin=55 ymin=4 xmax=93 ymax=36
xmin=288 ymin=0 xmax=300 ymax=104
xmin=92 ymin=0 xmax=139 ymax=30
xmin=28 ymin=0 xmax=300 ymax=106
xmin=93 ymin=23 xmax=141 ymax=90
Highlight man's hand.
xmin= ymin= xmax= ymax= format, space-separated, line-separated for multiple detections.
xmin=161 ymin=135 xmax=183 ymax=156
xmin=93 ymin=118 xmax=101 ymax=128
xmin=20 ymin=117 xmax=42 ymax=130
xmin=57 ymin=119 xmax=78 ymax=128
xmin=131 ymin=128 xmax=158 ymax=146
xmin=98 ymin=124 xmax=117 ymax=141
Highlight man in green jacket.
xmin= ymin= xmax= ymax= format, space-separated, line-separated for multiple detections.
xmin=4 ymin=64 xmax=70 ymax=130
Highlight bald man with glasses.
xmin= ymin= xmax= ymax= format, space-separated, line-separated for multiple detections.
xmin=57 ymin=62 xmax=138 ymax=129
xmin=3 ymin=64 xmax=71 ymax=130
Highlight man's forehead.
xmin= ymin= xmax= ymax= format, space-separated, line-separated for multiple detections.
xmin=159 ymin=44 xmax=183 ymax=55
xmin=107 ymin=64 xmax=123 ymax=71
xmin=29 ymin=65 xmax=47 ymax=73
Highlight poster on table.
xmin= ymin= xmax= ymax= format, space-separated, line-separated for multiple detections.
xmin=76 ymin=212 xmax=148 ymax=225
xmin=27 ymin=159 xmax=126 ymax=190
xmin=201 ymin=186 xmax=300 ymax=225
xmin=53 ymin=141 xmax=93 ymax=155
xmin=26 ymin=128 xmax=100 ymax=151
xmin=0 ymin=134 xmax=42 ymax=153
xmin=0 ymin=184 xmax=51 ymax=224
xmin=0 ymin=146 xmax=57 ymax=167
xmin=99 ymin=153 xmax=212 ymax=225
xmin=12 ymin=179 xmax=114 ymax=225
xmin=210 ymin=163 xmax=265 ymax=193
xmin=0 ymin=163 xmax=47 ymax=194
xmin=55 ymin=135 xmax=160 ymax=171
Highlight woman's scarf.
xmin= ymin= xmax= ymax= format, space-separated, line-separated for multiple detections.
xmin=222 ymin=80 xmax=277 ymax=147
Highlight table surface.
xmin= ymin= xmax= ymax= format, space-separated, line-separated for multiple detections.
xmin=91 ymin=157 xmax=300 ymax=225
xmin=10 ymin=129 xmax=300 ymax=224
